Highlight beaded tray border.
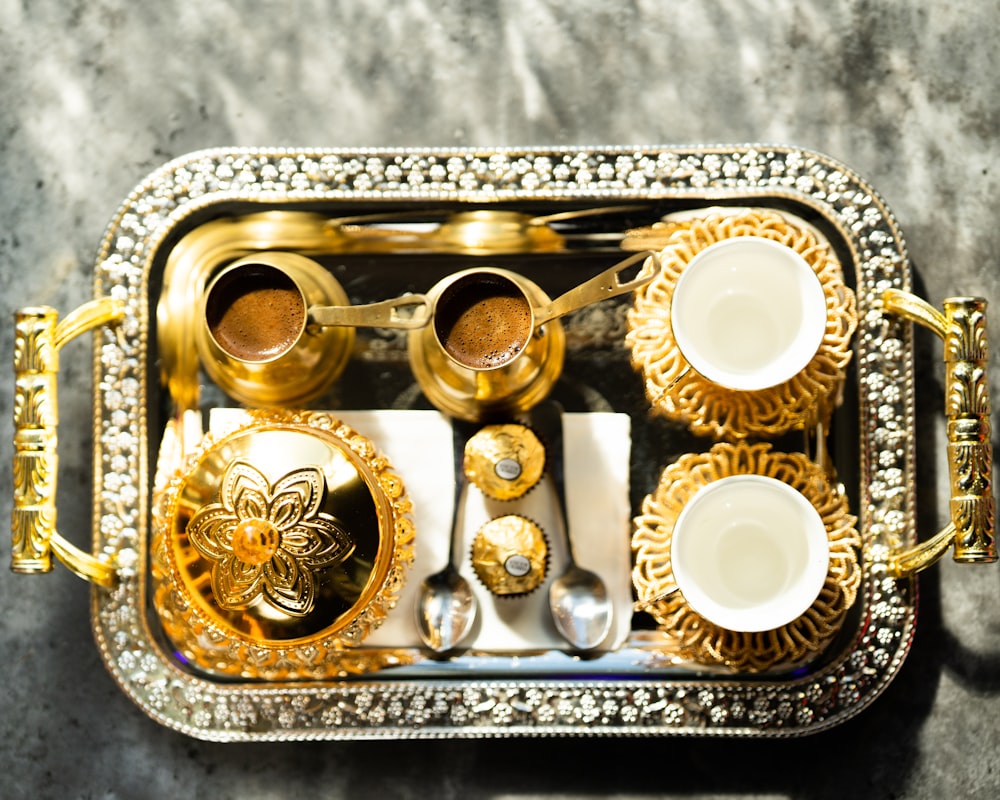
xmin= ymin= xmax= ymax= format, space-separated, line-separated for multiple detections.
xmin=87 ymin=145 xmax=917 ymax=739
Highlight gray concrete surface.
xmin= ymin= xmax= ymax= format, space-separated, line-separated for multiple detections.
xmin=1 ymin=1 xmax=998 ymax=798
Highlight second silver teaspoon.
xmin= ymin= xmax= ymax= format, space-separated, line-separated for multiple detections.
xmin=531 ymin=400 xmax=614 ymax=651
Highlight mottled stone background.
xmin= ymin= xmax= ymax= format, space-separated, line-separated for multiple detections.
xmin=1 ymin=1 xmax=998 ymax=798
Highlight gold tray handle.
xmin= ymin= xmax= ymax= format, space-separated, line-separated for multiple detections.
xmin=11 ymin=298 xmax=126 ymax=587
xmin=882 ymin=290 xmax=996 ymax=577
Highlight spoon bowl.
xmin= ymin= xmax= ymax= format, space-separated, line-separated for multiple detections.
xmin=549 ymin=562 xmax=613 ymax=651
xmin=413 ymin=556 xmax=477 ymax=652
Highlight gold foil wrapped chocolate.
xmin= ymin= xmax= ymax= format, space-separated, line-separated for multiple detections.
xmin=463 ymin=423 xmax=545 ymax=501
xmin=471 ymin=514 xmax=548 ymax=596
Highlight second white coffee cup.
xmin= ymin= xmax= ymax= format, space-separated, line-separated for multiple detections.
xmin=670 ymin=474 xmax=830 ymax=632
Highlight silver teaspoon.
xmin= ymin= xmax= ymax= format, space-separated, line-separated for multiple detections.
xmin=413 ymin=419 xmax=479 ymax=653
xmin=531 ymin=400 xmax=613 ymax=650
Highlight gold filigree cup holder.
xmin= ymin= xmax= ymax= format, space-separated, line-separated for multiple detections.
xmin=626 ymin=208 xmax=858 ymax=439
xmin=632 ymin=441 xmax=862 ymax=672
xmin=8 ymin=145 xmax=998 ymax=740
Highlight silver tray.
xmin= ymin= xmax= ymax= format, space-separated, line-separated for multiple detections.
xmin=11 ymin=144 xmax=995 ymax=740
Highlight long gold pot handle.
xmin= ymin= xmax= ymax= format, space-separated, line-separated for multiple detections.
xmin=882 ymin=290 xmax=996 ymax=576
xmin=11 ymin=298 xmax=126 ymax=587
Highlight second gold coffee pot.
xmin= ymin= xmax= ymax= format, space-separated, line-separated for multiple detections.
xmin=408 ymin=250 xmax=657 ymax=420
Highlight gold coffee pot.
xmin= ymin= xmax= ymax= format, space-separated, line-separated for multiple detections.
xmin=196 ymin=252 xmax=429 ymax=407
xmin=408 ymin=250 xmax=657 ymax=420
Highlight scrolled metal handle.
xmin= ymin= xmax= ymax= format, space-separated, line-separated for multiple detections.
xmin=11 ymin=298 xmax=126 ymax=586
xmin=881 ymin=289 xmax=996 ymax=576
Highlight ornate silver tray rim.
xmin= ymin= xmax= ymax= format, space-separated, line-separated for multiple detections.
xmin=89 ymin=144 xmax=917 ymax=740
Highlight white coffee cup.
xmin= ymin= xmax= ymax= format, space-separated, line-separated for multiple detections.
xmin=670 ymin=237 xmax=827 ymax=391
xmin=670 ymin=474 xmax=830 ymax=632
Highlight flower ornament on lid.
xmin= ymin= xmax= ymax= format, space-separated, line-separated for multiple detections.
xmin=186 ymin=459 xmax=356 ymax=617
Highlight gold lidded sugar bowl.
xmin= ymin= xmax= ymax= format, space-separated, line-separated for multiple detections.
xmin=151 ymin=409 xmax=416 ymax=680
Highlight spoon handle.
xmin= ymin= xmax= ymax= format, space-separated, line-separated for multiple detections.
xmin=530 ymin=400 xmax=575 ymax=564
xmin=447 ymin=418 xmax=477 ymax=569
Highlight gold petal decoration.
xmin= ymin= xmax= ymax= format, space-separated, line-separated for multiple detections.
xmin=187 ymin=459 xmax=355 ymax=617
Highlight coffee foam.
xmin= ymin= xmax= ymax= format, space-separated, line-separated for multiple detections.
xmin=207 ymin=267 xmax=305 ymax=362
xmin=435 ymin=278 xmax=532 ymax=369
